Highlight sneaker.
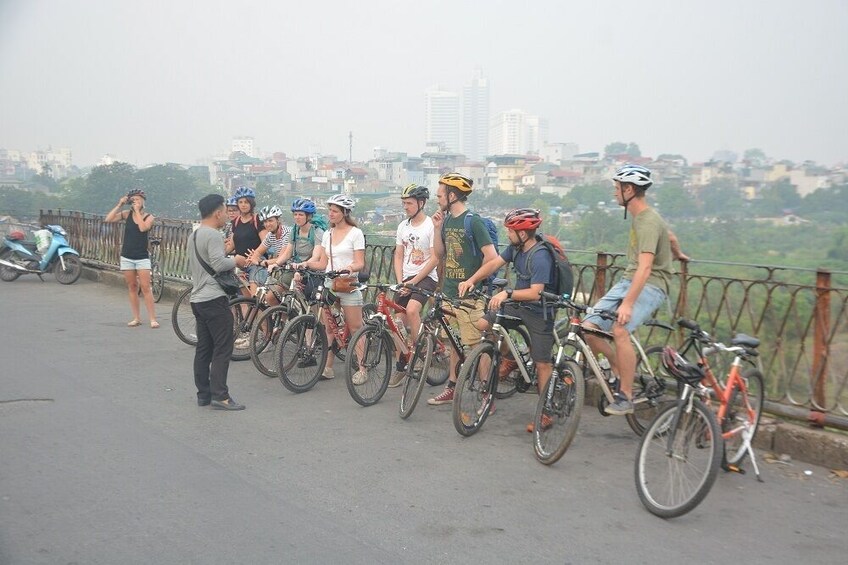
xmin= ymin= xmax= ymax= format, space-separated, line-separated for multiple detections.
xmin=526 ymin=414 xmax=553 ymax=433
xmin=388 ymin=369 xmax=406 ymax=388
xmin=498 ymin=357 xmax=518 ymax=379
xmin=352 ymin=369 xmax=368 ymax=386
xmin=321 ymin=367 xmax=335 ymax=380
xmin=211 ymin=397 xmax=245 ymax=411
xmin=427 ymin=385 xmax=455 ymax=405
xmin=234 ymin=336 xmax=249 ymax=349
xmin=296 ymin=357 xmax=318 ymax=369
xmin=605 ymin=393 xmax=634 ymax=415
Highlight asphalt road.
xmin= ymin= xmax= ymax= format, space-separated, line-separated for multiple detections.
xmin=1 ymin=278 xmax=846 ymax=564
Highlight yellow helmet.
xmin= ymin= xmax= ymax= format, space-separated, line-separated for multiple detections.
xmin=438 ymin=173 xmax=473 ymax=193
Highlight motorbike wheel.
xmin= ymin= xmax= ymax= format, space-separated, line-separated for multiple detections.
xmin=0 ymin=250 xmax=21 ymax=282
xmin=54 ymin=254 xmax=82 ymax=284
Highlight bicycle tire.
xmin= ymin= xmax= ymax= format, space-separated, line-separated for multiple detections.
xmin=171 ymin=286 xmax=197 ymax=346
xmin=724 ymin=368 xmax=764 ymax=466
xmin=533 ymin=359 xmax=585 ymax=465
xmin=249 ymin=304 xmax=289 ymax=377
xmin=276 ymin=314 xmax=327 ymax=393
xmin=453 ymin=341 xmax=497 ymax=437
xmin=635 ymin=397 xmax=723 ymax=519
xmin=151 ymin=258 xmax=164 ymax=303
xmin=345 ymin=325 xmax=392 ymax=406
xmin=627 ymin=345 xmax=681 ymax=436
xmin=229 ymin=296 xmax=261 ymax=361
xmin=400 ymin=332 xmax=434 ymax=419
xmin=494 ymin=325 xmax=532 ymax=399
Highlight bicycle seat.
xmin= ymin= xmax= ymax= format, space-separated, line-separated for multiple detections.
xmin=661 ymin=346 xmax=705 ymax=386
xmin=731 ymin=334 xmax=759 ymax=349
xmin=491 ymin=278 xmax=508 ymax=289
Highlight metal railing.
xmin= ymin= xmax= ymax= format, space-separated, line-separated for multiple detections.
xmin=40 ymin=210 xmax=848 ymax=428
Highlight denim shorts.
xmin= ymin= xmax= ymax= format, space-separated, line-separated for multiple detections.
xmin=120 ymin=257 xmax=151 ymax=271
xmin=325 ymin=278 xmax=364 ymax=307
xmin=244 ymin=265 xmax=268 ymax=284
xmin=583 ymin=279 xmax=667 ymax=333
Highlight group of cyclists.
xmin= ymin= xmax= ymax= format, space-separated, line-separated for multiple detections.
xmin=216 ymin=163 xmax=688 ymax=427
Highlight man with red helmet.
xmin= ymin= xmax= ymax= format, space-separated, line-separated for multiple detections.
xmin=458 ymin=208 xmax=555 ymax=427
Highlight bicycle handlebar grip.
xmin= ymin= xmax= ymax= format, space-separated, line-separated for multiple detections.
xmin=677 ymin=318 xmax=700 ymax=332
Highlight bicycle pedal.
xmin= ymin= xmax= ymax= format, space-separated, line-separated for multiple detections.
xmin=724 ymin=463 xmax=746 ymax=475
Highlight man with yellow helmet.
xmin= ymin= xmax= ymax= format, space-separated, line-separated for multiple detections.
xmin=428 ymin=173 xmax=498 ymax=406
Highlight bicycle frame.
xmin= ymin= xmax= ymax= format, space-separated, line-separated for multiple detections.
xmin=371 ymin=288 xmax=410 ymax=358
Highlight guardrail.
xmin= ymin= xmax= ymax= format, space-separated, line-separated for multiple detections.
xmin=40 ymin=209 xmax=848 ymax=428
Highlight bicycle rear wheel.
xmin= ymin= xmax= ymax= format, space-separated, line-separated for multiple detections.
xmin=276 ymin=314 xmax=327 ymax=393
xmin=229 ymin=296 xmax=260 ymax=361
xmin=426 ymin=337 xmax=450 ymax=386
xmin=171 ymin=286 xmax=197 ymax=346
xmin=453 ymin=341 xmax=497 ymax=437
xmin=151 ymin=258 xmax=164 ymax=303
xmin=346 ymin=324 xmax=392 ymax=406
xmin=533 ymin=359 xmax=585 ymax=465
xmin=400 ymin=332 xmax=434 ymax=419
xmin=635 ymin=398 xmax=723 ymax=519
xmin=723 ymin=368 xmax=764 ymax=466
xmin=627 ymin=345 xmax=680 ymax=436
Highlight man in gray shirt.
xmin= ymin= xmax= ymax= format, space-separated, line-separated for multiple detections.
xmin=190 ymin=194 xmax=248 ymax=410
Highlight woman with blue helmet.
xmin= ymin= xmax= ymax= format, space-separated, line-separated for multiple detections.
xmin=224 ymin=186 xmax=267 ymax=297
xmin=223 ymin=196 xmax=239 ymax=240
xmin=269 ymin=197 xmax=326 ymax=298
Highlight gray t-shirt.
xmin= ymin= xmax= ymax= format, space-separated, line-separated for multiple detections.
xmin=290 ymin=224 xmax=325 ymax=262
xmin=190 ymin=226 xmax=237 ymax=303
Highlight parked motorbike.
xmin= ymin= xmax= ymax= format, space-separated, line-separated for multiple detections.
xmin=0 ymin=225 xmax=82 ymax=284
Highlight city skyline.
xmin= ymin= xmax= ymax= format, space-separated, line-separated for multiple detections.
xmin=1 ymin=1 xmax=846 ymax=167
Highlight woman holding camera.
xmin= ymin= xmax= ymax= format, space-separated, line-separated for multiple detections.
xmin=105 ymin=188 xmax=158 ymax=328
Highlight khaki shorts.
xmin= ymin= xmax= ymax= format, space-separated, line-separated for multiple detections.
xmin=445 ymin=298 xmax=486 ymax=349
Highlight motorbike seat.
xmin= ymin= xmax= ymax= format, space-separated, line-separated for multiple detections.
xmin=18 ymin=241 xmax=39 ymax=252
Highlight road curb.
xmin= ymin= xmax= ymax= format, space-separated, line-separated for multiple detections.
xmin=584 ymin=381 xmax=848 ymax=471
xmin=81 ymin=264 xmax=189 ymax=302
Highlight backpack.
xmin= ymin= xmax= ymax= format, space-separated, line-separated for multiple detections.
xmin=441 ymin=211 xmax=500 ymax=293
xmin=518 ymin=233 xmax=574 ymax=298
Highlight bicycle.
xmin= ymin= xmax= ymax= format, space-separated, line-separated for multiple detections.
xmin=555 ymin=299 xmax=674 ymax=437
xmin=275 ymin=269 xmax=371 ymax=393
xmin=398 ymin=285 xmax=469 ymax=419
xmin=451 ymin=282 xmax=538 ymax=437
xmin=634 ymin=324 xmax=762 ymax=518
xmin=248 ymin=264 xmax=311 ymax=377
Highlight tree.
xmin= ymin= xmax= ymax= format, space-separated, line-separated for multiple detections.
xmin=743 ymin=148 xmax=767 ymax=165
xmin=753 ymin=180 xmax=801 ymax=216
xmin=64 ymin=162 xmax=137 ymax=213
xmin=604 ymin=141 xmax=627 ymax=156
xmin=626 ymin=142 xmax=641 ymax=157
xmin=654 ymin=183 xmax=691 ymax=218
xmin=700 ymin=179 xmax=746 ymax=218
xmin=135 ymin=164 xmax=207 ymax=219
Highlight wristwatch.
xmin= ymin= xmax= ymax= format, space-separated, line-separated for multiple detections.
xmin=505 ymin=289 xmax=513 ymax=299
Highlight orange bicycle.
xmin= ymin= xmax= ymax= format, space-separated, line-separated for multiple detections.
xmin=635 ymin=319 xmax=763 ymax=518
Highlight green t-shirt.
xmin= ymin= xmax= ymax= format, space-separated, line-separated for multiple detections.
xmin=442 ymin=211 xmax=493 ymax=297
xmin=623 ymin=207 xmax=672 ymax=292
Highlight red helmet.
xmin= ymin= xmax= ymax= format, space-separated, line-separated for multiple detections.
xmin=504 ymin=208 xmax=542 ymax=231
xmin=7 ymin=230 xmax=25 ymax=241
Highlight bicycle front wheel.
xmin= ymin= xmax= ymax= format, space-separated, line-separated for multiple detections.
xmin=229 ymin=296 xmax=261 ymax=361
xmin=533 ymin=359 xmax=585 ymax=465
xmin=453 ymin=341 xmax=497 ymax=437
xmin=171 ymin=286 xmax=197 ymax=346
xmin=627 ymin=345 xmax=681 ymax=436
xmin=635 ymin=398 xmax=723 ymax=519
xmin=250 ymin=304 xmax=290 ymax=377
xmin=346 ymin=324 xmax=393 ymax=407
xmin=276 ymin=314 xmax=327 ymax=393
xmin=400 ymin=332 xmax=434 ymax=419
xmin=724 ymin=368 xmax=764 ymax=466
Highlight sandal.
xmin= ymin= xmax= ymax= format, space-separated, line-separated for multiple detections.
xmin=150 ymin=320 xmax=160 ymax=329
xmin=127 ymin=319 xmax=141 ymax=327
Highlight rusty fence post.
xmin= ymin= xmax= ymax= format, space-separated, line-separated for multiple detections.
xmin=809 ymin=268 xmax=830 ymax=428
xmin=594 ymin=252 xmax=608 ymax=302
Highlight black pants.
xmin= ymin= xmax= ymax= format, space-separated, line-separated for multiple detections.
xmin=191 ymin=296 xmax=234 ymax=402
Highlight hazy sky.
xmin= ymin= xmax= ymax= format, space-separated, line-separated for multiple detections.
xmin=1 ymin=0 xmax=846 ymax=167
